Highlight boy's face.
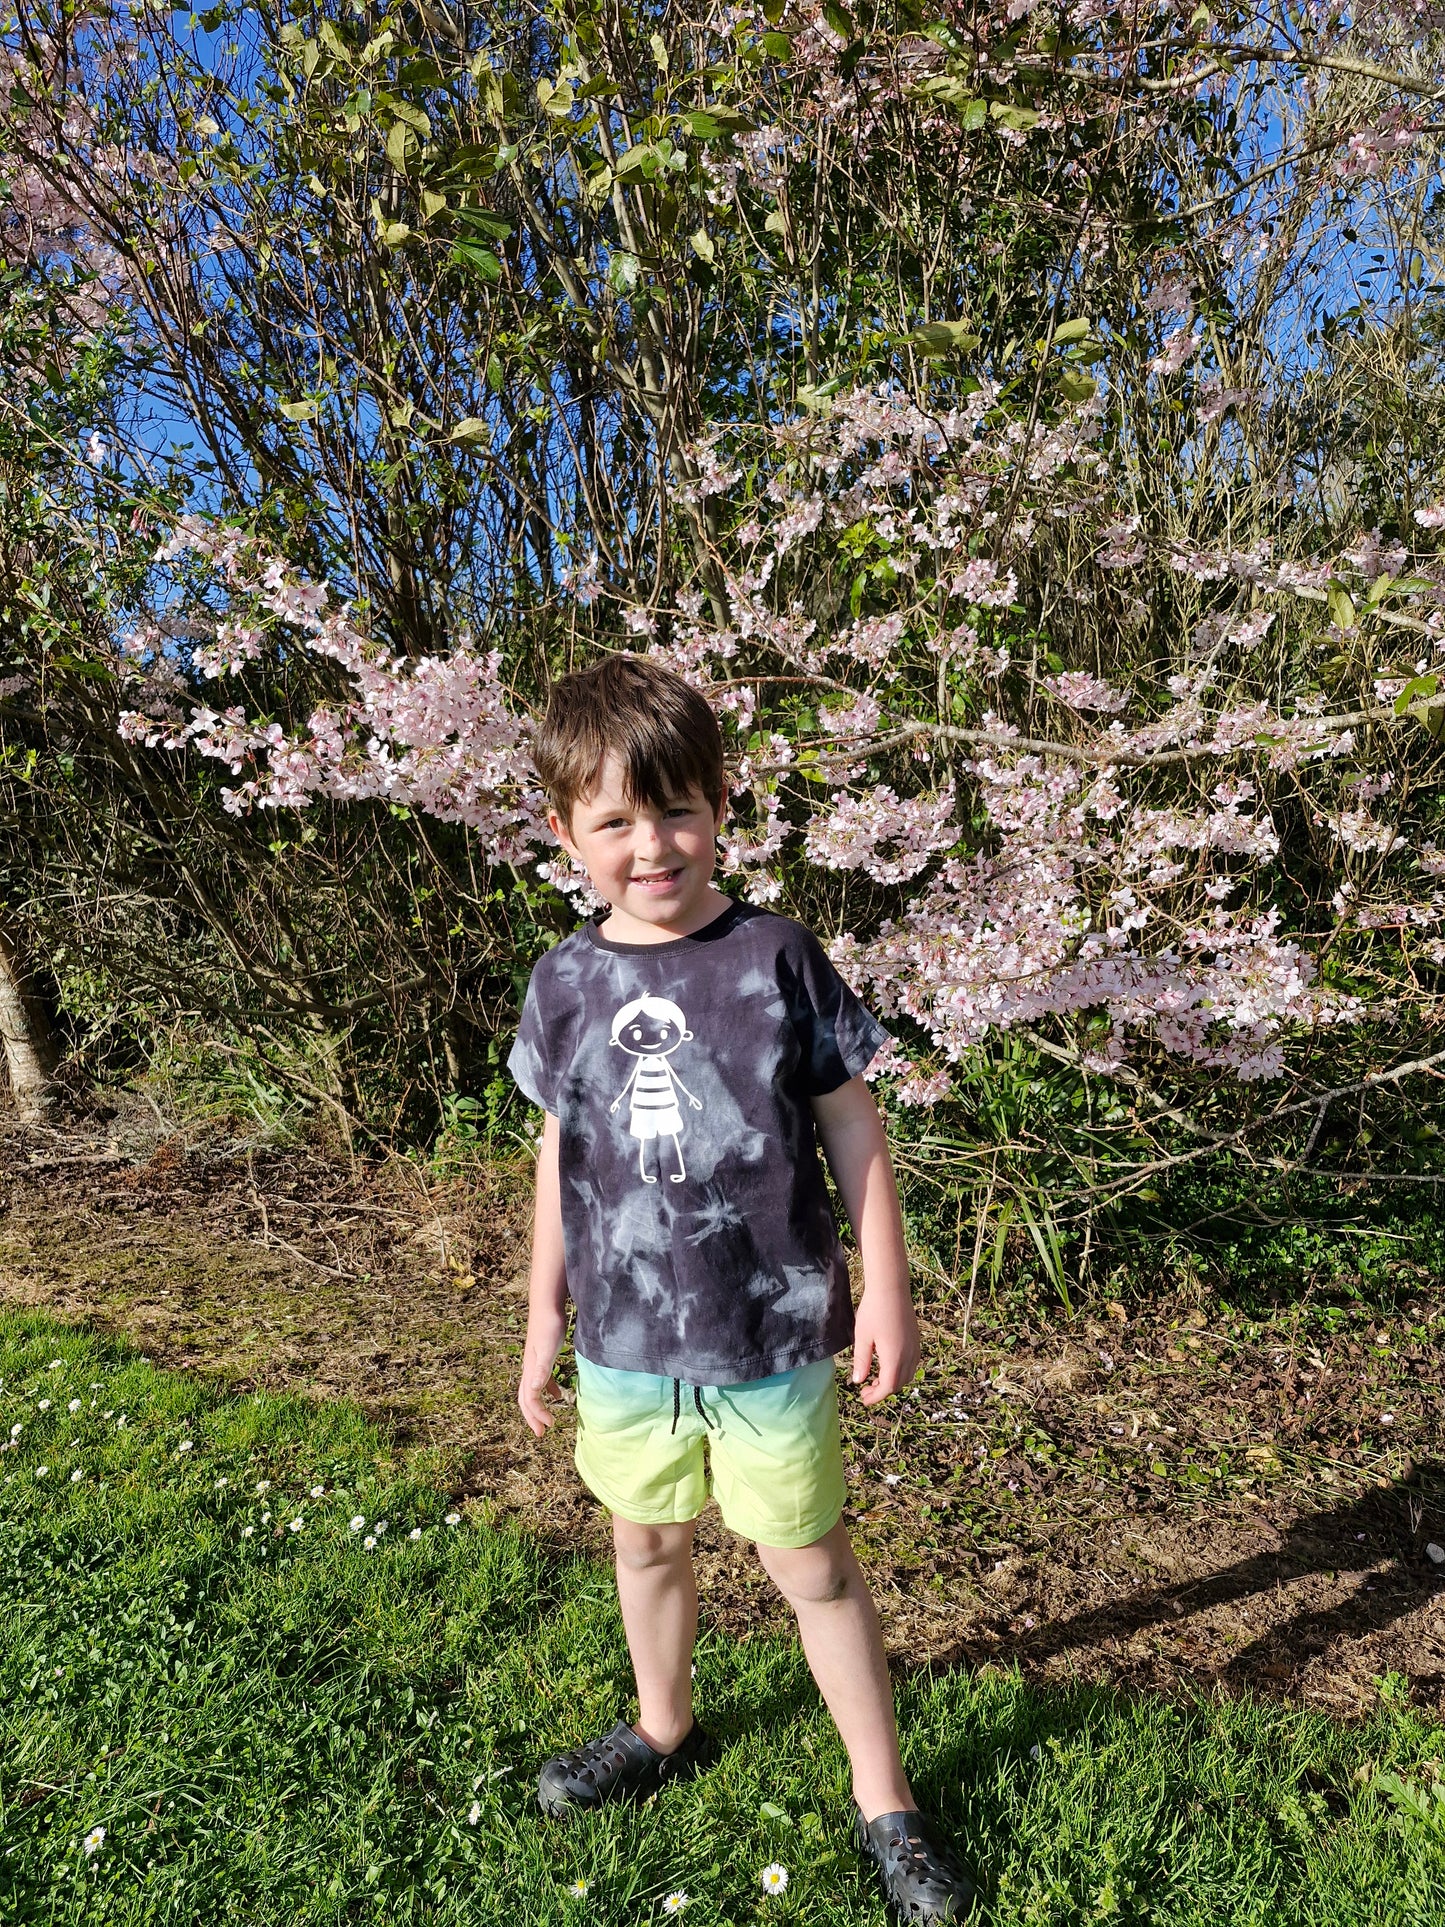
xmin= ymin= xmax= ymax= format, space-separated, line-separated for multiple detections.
xmin=551 ymin=754 xmax=726 ymax=937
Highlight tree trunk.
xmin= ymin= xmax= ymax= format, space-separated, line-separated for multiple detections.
xmin=0 ymin=915 xmax=59 ymax=1120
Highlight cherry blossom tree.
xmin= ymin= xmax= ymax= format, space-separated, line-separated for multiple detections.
xmin=6 ymin=0 xmax=1445 ymax=1184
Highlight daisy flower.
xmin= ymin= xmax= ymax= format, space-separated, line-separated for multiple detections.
xmin=350 ymin=1515 xmax=366 ymax=1532
xmin=68 ymin=1399 xmax=81 ymax=1413
xmin=81 ymin=1825 xmax=105 ymax=1855
xmin=70 ymin=1469 xmax=82 ymax=1484
xmin=288 ymin=1517 xmax=304 ymax=1533
xmin=310 ymin=1484 xmax=325 ymax=1498
xmin=47 ymin=1359 xmax=62 ymax=1371
xmin=566 ymin=1876 xmax=590 ymax=1896
xmin=177 ymin=1440 xmax=193 ymax=1454
xmin=363 ymin=1535 xmax=377 ymax=1550
xmin=760 ymin=1863 xmax=789 ymax=1894
xmin=256 ymin=1481 xmax=271 ymax=1495
xmin=35 ymin=1465 xmax=49 ymax=1479
xmin=467 ymin=1801 xmax=481 ymax=1825
xmin=445 ymin=1511 xmax=461 ymax=1526
xmin=662 ymin=1892 xmax=689 ymax=1914
xmin=408 ymin=1527 xmax=422 ymax=1540
xmin=242 ymin=1525 xmax=255 ymax=1538
xmin=260 ymin=1511 xmax=271 ymax=1524
xmin=38 ymin=1399 xmax=51 ymax=1411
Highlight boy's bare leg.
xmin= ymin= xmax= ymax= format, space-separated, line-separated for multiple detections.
xmin=613 ymin=1514 xmax=699 ymax=1754
xmin=756 ymin=1520 xmax=914 ymax=1822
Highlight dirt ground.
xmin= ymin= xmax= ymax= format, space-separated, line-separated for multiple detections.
xmin=3 ymin=1096 xmax=1442 ymax=1718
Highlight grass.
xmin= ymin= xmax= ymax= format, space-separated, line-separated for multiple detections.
xmin=1 ymin=1312 xmax=1442 ymax=1926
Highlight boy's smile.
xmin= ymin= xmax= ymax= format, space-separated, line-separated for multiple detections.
xmin=550 ymin=753 xmax=731 ymax=943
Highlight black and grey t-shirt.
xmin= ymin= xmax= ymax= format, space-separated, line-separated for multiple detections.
xmin=507 ymin=901 xmax=889 ymax=1385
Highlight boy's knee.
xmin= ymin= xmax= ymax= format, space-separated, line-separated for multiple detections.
xmin=612 ymin=1515 xmax=695 ymax=1573
xmin=756 ymin=1538 xmax=852 ymax=1607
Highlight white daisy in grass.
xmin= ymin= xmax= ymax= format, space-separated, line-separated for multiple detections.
xmin=38 ymin=1399 xmax=51 ymax=1412
xmin=215 ymin=1477 xmax=228 ymax=1490
xmin=288 ymin=1517 xmax=305 ymax=1533
xmin=10 ymin=1424 xmax=21 ymax=1437
xmin=374 ymin=1520 xmax=389 ymax=1536
xmin=363 ymin=1535 xmax=377 ymax=1551
xmin=760 ymin=1863 xmax=789 ymax=1894
xmin=70 ymin=1469 xmax=82 ymax=1484
xmin=310 ymin=1484 xmax=325 ymax=1498
xmin=256 ymin=1481 xmax=271 ymax=1495
xmin=81 ymin=1825 xmax=105 ymax=1855
xmin=102 ymin=1411 xmax=112 ymax=1421
xmin=349 ymin=1516 xmax=366 ymax=1532
xmin=241 ymin=1526 xmax=255 ymax=1538
xmin=68 ymin=1399 xmax=81 ymax=1414
xmin=467 ymin=1801 xmax=481 ymax=1825
xmin=565 ymin=1876 xmax=590 ymax=1897
xmin=662 ymin=1892 xmax=689 ymax=1914
xmin=47 ymin=1360 xmax=62 ymax=1371
xmin=177 ymin=1441 xmax=193 ymax=1454
xmin=445 ymin=1512 xmax=461 ymax=1526
xmin=35 ymin=1465 xmax=49 ymax=1479
xmin=260 ymin=1512 xmax=271 ymax=1524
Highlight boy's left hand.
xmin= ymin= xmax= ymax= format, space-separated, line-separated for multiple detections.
xmin=850 ymin=1287 xmax=921 ymax=1407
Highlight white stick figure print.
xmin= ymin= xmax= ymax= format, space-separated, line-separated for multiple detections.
xmin=608 ymin=994 xmax=703 ymax=1184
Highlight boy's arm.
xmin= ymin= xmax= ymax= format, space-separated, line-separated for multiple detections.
xmin=518 ymin=1112 xmax=569 ymax=1437
xmin=811 ymin=1075 xmax=921 ymax=1408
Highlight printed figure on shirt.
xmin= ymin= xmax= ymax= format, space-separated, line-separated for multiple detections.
xmin=608 ymin=994 xmax=703 ymax=1184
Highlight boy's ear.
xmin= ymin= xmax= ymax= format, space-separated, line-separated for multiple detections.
xmin=548 ymin=806 xmax=579 ymax=856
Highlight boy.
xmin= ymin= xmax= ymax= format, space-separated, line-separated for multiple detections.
xmin=509 ymin=657 xmax=976 ymax=1921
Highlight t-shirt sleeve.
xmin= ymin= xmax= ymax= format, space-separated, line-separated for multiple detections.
xmin=506 ymin=968 xmax=556 ymax=1112
xmin=788 ymin=929 xmax=891 ymax=1095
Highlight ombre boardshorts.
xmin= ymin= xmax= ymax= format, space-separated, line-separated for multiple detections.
xmin=573 ymin=1354 xmax=846 ymax=1550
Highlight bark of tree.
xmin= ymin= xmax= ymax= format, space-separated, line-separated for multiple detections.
xmin=0 ymin=915 xmax=59 ymax=1120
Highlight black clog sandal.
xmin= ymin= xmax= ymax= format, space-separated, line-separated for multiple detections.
xmin=537 ymin=1718 xmax=716 ymax=1816
xmin=852 ymin=1805 xmax=979 ymax=1921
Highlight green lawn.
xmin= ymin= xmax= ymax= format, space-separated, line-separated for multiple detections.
xmin=1 ymin=1311 xmax=1441 ymax=1926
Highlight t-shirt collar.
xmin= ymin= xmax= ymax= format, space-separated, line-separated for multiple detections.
xmin=585 ymin=897 xmax=745 ymax=955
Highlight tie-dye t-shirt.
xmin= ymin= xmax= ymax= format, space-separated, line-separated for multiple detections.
xmin=507 ymin=901 xmax=889 ymax=1385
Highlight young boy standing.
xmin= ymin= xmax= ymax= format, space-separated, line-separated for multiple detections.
xmin=509 ymin=657 xmax=976 ymax=1922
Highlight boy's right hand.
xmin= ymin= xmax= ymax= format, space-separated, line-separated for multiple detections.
xmin=518 ymin=1321 xmax=567 ymax=1437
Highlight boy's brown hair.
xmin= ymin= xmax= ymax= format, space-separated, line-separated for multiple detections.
xmin=534 ymin=656 xmax=726 ymax=826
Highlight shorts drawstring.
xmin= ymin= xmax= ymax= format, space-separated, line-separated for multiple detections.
xmin=669 ymin=1378 xmax=716 ymax=1434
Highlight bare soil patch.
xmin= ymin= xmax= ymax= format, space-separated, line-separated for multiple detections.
xmin=3 ymin=1100 xmax=1441 ymax=1717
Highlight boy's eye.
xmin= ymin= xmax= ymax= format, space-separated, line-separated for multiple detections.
xmin=632 ymin=1028 xmax=643 ymax=1041
xmin=657 ymin=1027 xmax=670 ymax=1040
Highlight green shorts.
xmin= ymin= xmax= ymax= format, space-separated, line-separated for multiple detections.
xmin=573 ymin=1355 xmax=845 ymax=1550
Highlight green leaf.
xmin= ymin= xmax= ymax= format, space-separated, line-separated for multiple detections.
xmin=486 ymin=353 xmax=505 ymax=393
xmin=385 ymin=118 xmax=413 ymax=172
xmin=1057 ymin=370 xmax=1097 ymax=401
xmin=538 ymin=78 xmax=574 ymax=117
xmin=380 ymin=221 xmax=412 ymax=246
xmin=761 ymin=31 xmax=792 ymax=57
xmin=389 ymin=100 xmax=430 ymax=135
xmin=613 ymin=142 xmax=656 ymax=177
xmin=448 ymin=417 xmax=491 ymax=444
xmin=689 ymin=227 xmax=715 ymax=264
xmin=649 ymin=31 xmax=669 ymax=71
xmin=760 ymin=1801 xmax=792 ymax=1824
xmin=451 ymin=241 xmax=501 ymax=280
xmin=1052 ymin=317 xmax=1092 ymax=343
xmin=1326 ymin=583 xmax=1357 ymax=631
xmin=278 ymin=399 xmax=319 ymax=422
xmin=683 ymin=107 xmax=752 ymax=139
xmin=907 ymin=320 xmax=980 ymax=356
xmin=990 ymin=101 xmax=1039 ymax=131
xmin=823 ymin=2 xmax=855 ymax=38
xmin=453 ymin=206 xmax=512 ymax=240
xmin=1394 ymin=674 xmax=1439 ymax=716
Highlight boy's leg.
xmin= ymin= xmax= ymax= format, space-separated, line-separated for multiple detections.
xmin=613 ymin=1513 xmax=699 ymax=1753
xmin=755 ymin=1519 xmax=913 ymax=1822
